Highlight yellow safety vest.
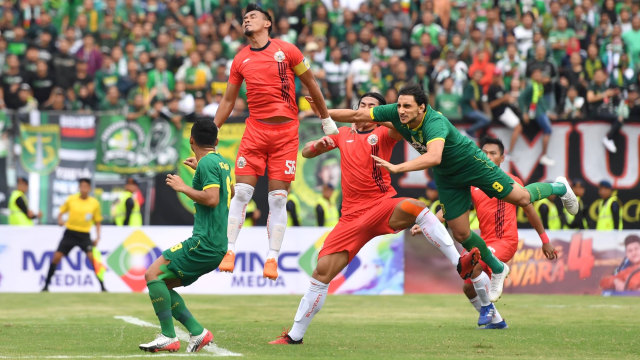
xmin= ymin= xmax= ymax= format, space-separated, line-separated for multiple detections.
xmin=243 ymin=199 xmax=258 ymax=227
xmin=469 ymin=209 xmax=480 ymax=230
xmin=8 ymin=190 xmax=33 ymax=226
xmin=317 ymin=197 xmax=339 ymax=227
xmin=596 ymin=196 xmax=623 ymax=230
xmin=534 ymin=198 xmax=561 ymax=230
xmin=563 ymin=196 xmax=588 ymax=229
xmin=114 ymin=191 xmax=142 ymax=226
xmin=429 ymin=200 xmax=441 ymax=214
xmin=287 ymin=193 xmax=301 ymax=226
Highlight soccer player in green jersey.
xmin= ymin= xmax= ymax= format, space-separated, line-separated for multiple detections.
xmin=139 ymin=118 xmax=232 ymax=353
xmin=312 ymin=84 xmax=578 ymax=302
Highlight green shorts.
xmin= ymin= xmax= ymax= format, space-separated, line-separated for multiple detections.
xmin=162 ymin=236 xmax=225 ymax=286
xmin=435 ymin=151 xmax=515 ymax=221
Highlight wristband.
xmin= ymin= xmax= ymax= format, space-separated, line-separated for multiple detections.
xmin=540 ymin=232 xmax=549 ymax=245
xmin=310 ymin=141 xmax=318 ymax=153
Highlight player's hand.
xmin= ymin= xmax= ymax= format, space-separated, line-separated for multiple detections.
xmin=58 ymin=217 xmax=64 ymax=226
xmin=542 ymin=243 xmax=557 ymax=260
xmin=371 ymin=155 xmax=399 ymax=174
xmin=410 ymin=224 xmax=421 ymax=236
xmin=183 ymin=157 xmax=198 ymax=170
xmin=314 ymin=136 xmax=335 ymax=152
xmin=304 ymin=96 xmax=320 ymax=117
xmin=166 ymin=174 xmax=187 ymax=192
xmin=321 ymin=117 xmax=339 ymax=135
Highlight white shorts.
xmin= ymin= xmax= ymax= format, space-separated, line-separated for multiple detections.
xmin=498 ymin=107 xmax=520 ymax=128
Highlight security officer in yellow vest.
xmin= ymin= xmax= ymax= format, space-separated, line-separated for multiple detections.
xmin=316 ymin=184 xmax=339 ymax=227
xmin=113 ymin=177 xmax=142 ymax=226
xmin=243 ymin=199 xmax=262 ymax=226
xmin=595 ymin=180 xmax=623 ymax=230
xmin=534 ymin=194 xmax=562 ymax=230
xmin=286 ymin=192 xmax=301 ymax=226
xmin=8 ymin=177 xmax=40 ymax=225
xmin=562 ymin=179 xmax=589 ymax=229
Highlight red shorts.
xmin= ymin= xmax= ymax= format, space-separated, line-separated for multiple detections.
xmin=464 ymin=238 xmax=517 ymax=284
xmin=318 ymin=197 xmax=409 ymax=262
xmin=235 ymin=117 xmax=299 ymax=182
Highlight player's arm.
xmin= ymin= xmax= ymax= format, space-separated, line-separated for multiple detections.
xmin=57 ymin=199 xmax=69 ymax=226
xmin=93 ymin=203 xmax=103 ymax=245
xmin=297 ymin=63 xmax=338 ymax=134
xmin=94 ymin=222 xmax=101 ymax=246
xmin=387 ymin=127 xmax=404 ymax=141
xmin=523 ymin=203 xmax=557 ymax=260
xmin=372 ymin=139 xmax=444 ymax=174
xmin=166 ymin=174 xmax=220 ymax=208
xmin=302 ymin=136 xmax=337 ymax=158
xmin=213 ymin=82 xmax=241 ymax=128
xmin=305 ymin=95 xmax=373 ymax=124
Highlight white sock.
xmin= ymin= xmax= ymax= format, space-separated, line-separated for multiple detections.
xmin=266 ymin=190 xmax=288 ymax=260
xmin=491 ymin=306 xmax=504 ymax=324
xmin=227 ymin=183 xmax=254 ymax=252
xmin=472 ymin=272 xmax=492 ymax=306
xmin=469 ymin=296 xmax=482 ymax=312
xmin=288 ymin=280 xmax=328 ymax=341
xmin=416 ymin=208 xmax=460 ymax=266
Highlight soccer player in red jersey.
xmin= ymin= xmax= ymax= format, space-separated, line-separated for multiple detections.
xmin=269 ymin=93 xmax=480 ymax=345
xmin=413 ymin=136 xmax=557 ymax=329
xmin=213 ymin=4 xmax=338 ymax=280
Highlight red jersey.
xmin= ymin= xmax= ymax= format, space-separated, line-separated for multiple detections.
xmin=229 ymin=38 xmax=309 ymax=121
xmin=471 ymin=173 xmax=524 ymax=247
xmin=328 ymin=126 xmax=398 ymax=216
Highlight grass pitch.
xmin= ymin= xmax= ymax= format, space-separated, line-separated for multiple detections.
xmin=0 ymin=293 xmax=638 ymax=359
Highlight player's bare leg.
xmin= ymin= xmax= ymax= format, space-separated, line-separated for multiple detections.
xmin=463 ymin=264 xmax=507 ymax=329
xmin=395 ymin=199 xmax=479 ymax=279
xmin=263 ymin=179 xmax=291 ymax=280
xmin=271 ymin=251 xmax=348 ymax=344
xmin=220 ymin=175 xmax=258 ymax=273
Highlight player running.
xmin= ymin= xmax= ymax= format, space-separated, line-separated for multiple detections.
xmin=139 ymin=119 xmax=231 ymax=353
xmin=412 ymin=137 xmax=557 ymax=329
xmin=317 ymin=84 xmax=578 ymax=302
xmin=269 ymin=92 xmax=480 ymax=345
xmin=213 ymin=4 xmax=338 ymax=280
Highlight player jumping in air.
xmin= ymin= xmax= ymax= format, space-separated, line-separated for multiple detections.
xmin=139 ymin=119 xmax=231 ymax=353
xmin=317 ymin=84 xmax=578 ymax=302
xmin=269 ymin=92 xmax=480 ymax=345
xmin=213 ymin=4 xmax=338 ymax=280
xmin=412 ymin=137 xmax=558 ymax=329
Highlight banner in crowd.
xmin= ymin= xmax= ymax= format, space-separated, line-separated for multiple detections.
xmin=0 ymin=226 xmax=403 ymax=295
xmin=405 ymin=230 xmax=640 ymax=296
xmin=96 ymin=115 xmax=178 ymax=174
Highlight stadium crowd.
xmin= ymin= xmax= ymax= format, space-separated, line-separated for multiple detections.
xmin=1 ymin=0 xmax=639 ymax=229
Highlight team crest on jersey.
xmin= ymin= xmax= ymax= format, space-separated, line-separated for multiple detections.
xmin=237 ymin=156 xmax=247 ymax=168
xmin=274 ymin=50 xmax=286 ymax=62
xmin=367 ymin=134 xmax=379 ymax=145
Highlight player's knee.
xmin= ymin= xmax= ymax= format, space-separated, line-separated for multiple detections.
xmin=233 ymin=183 xmax=255 ymax=203
xmin=389 ymin=216 xmax=414 ymax=230
xmin=268 ymin=190 xmax=288 ymax=209
xmin=144 ymin=268 xmax=158 ymax=282
xmin=451 ymin=228 xmax=470 ymax=242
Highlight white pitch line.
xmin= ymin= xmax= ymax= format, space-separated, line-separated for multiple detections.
xmin=114 ymin=315 xmax=242 ymax=357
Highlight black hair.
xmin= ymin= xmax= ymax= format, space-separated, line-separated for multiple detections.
xmin=17 ymin=177 xmax=28 ymax=185
xmin=625 ymin=235 xmax=640 ymax=247
xmin=398 ymin=84 xmax=429 ymax=107
xmin=78 ymin=178 xmax=92 ymax=185
xmin=479 ymin=136 xmax=505 ymax=155
xmin=245 ymin=4 xmax=272 ymax=34
xmin=191 ymin=117 xmax=219 ymax=147
xmin=359 ymin=92 xmax=386 ymax=107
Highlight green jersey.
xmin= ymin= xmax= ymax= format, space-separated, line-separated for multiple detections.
xmin=191 ymin=151 xmax=231 ymax=251
xmin=370 ymin=104 xmax=480 ymax=176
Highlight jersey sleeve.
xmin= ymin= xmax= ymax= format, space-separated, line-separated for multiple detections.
xmin=287 ymin=43 xmax=310 ymax=77
xmin=370 ymin=104 xmax=400 ymax=123
xmin=228 ymin=57 xmax=244 ymax=85
xmin=199 ymin=157 xmax=223 ymax=190
xmin=510 ymin=174 xmax=524 ymax=187
xmin=424 ymin=115 xmax=449 ymax=144
xmin=59 ymin=196 xmax=70 ymax=214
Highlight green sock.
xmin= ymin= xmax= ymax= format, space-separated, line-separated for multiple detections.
xmin=525 ymin=182 xmax=566 ymax=202
xmin=147 ymin=280 xmax=176 ymax=338
xmin=462 ymin=232 xmax=504 ymax=273
xmin=169 ymin=289 xmax=204 ymax=335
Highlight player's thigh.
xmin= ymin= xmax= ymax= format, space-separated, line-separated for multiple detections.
xmin=446 ymin=210 xmax=472 ymax=241
xmin=236 ymin=128 xmax=268 ymax=178
xmin=466 ymin=153 xmax=515 ymax=201
xmin=266 ymin=132 xmax=299 ymax=182
xmin=313 ymin=251 xmax=349 ymax=283
xmin=162 ymin=237 xmax=224 ymax=286
xmin=436 ymin=177 xmax=473 ymax=222
xmin=502 ymin=184 xmax=531 ymax=208
xmin=55 ymin=230 xmax=80 ymax=256
xmin=388 ymin=198 xmax=422 ymax=230
xmin=145 ymin=255 xmax=171 ymax=282
xmin=318 ymin=214 xmax=370 ymax=264
xmin=268 ymin=178 xmax=291 ymax=192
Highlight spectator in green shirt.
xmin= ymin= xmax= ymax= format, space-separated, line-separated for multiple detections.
xmin=99 ymin=86 xmax=127 ymax=112
xmin=548 ymin=16 xmax=576 ymax=65
xmin=148 ymin=57 xmax=175 ymax=102
xmin=461 ymin=70 xmax=490 ymax=139
xmin=435 ymin=77 xmax=462 ymax=121
xmin=622 ymin=15 xmax=640 ymax=69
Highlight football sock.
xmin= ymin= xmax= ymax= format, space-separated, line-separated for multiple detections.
xmin=43 ymin=262 xmax=57 ymax=288
xmin=491 ymin=306 xmax=504 ymax=324
xmin=227 ymin=183 xmax=254 ymax=252
xmin=169 ymin=289 xmax=204 ymax=335
xmin=266 ymin=190 xmax=288 ymax=260
xmin=462 ymin=232 xmax=504 ymax=273
xmin=525 ymin=182 xmax=566 ymax=202
xmin=471 ymin=272 xmax=491 ymax=306
xmin=147 ymin=280 xmax=176 ymax=338
xmin=416 ymin=208 xmax=460 ymax=266
xmin=288 ymin=280 xmax=328 ymax=341
xmin=469 ymin=296 xmax=482 ymax=312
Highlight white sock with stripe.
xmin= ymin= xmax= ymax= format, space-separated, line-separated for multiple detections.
xmin=288 ymin=281 xmax=329 ymax=341
xmin=227 ymin=183 xmax=254 ymax=252
xmin=416 ymin=208 xmax=460 ymax=266
xmin=267 ymin=190 xmax=288 ymax=260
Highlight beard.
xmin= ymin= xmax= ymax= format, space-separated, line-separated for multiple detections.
xmin=244 ymin=28 xmax=254 ymax=36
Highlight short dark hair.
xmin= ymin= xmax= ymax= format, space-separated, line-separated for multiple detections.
xmin=79 ymin=178 xmax=91 ymax=185
xmin=17 ymin=177 xmax=28 ymax=185
xmin=191 ymin=117 xmax=219 ymax=147
xmin=625 ymin=235 xmax=640 ymax=248
xmin=398 ymin=84 xmax=428 ymax=107
xmin=479 ymin=136 xmax=505 ymax=155
xmin=359 ymin=92 xmax=386 ymax=107
xmin=245 ymin=4 xmax=272 ymax=34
